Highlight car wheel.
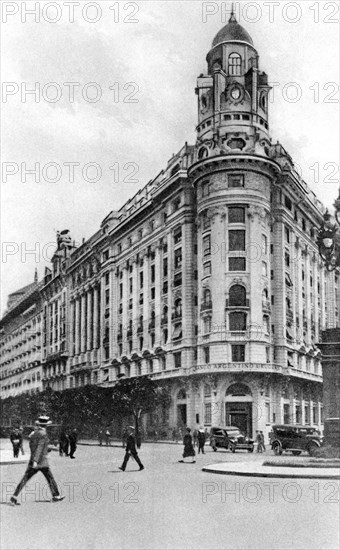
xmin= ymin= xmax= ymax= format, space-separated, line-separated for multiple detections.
xmin=230 ymin=444 xmax=236 ymax=453
xmin=248 ymin=447 xmax=254 ymax=453
xmin=292 ymin=451 xmax=302 ymax=456
xmin=273 ymin=442 xmax=282 ymax=456
xmin=307 ymin=442 xmax=319 ymax=457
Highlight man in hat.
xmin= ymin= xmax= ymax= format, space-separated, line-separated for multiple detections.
xmin=69 ymin=428 xmax=78 ymax=459
xmin=10 ymin=415 xmax=64 ymax=506
xmin=119 ymin=426 xmax=144 ymax=472
xmin=197 ymin=427 xmax=206 ymax=454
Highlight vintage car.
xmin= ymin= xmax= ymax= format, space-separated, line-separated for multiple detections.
xmin=210 ymin=426 xmax=254 ymax=453
xmin=270 ymin=424 xmax=323 ymax=456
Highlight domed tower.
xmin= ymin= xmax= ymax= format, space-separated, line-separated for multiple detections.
xmin=196 ymin=6 xmax=271 ymax=157
xmin=189 ymin=7 xmax=282 ymax=434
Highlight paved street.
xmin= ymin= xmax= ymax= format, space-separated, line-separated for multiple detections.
xmin=1 ymin=440 xmax=339 ymax=550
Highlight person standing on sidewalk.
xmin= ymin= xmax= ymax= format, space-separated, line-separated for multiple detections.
xmin=179 ymin=428 xmax=196 ymax=463
xmin=119 ymin=426 xmax=144 ymax=471
xmin=256 ymin=431 xmax=263 ymax=453
xmin=69 ymin=428 xmax=78 ymax=459
xmin=105 ymin=428 xmax=111 ymax=446
xmin=197 ymin=428 xmax=206 ymax=454
xmin=10 ymin=428 xmax=22 ymax=459
xmin=19 ymin=427 xmax=25 ymax=455
xmin=260 ymin=431 xmax=266 ymax=452
xmin=10 ymin=415 xmax=64 ymax=506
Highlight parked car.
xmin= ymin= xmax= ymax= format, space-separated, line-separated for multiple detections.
xmin=210 ymin=426 xmax=254 ymax=453
xmin=270 ymin=425 xmax=322 ymax=456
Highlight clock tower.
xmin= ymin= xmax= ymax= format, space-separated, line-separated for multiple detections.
xmin=196 ymin=6 xmax=272 ymax=158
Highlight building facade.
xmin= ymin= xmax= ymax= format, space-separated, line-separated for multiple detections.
xmin=0 ymin=272 xmax=43 ymax=398
xmin=1 ymin=14 xmax=339 ymax=439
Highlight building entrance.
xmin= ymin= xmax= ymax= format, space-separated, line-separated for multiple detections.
xmin=177 ymin=404 xmax=187 ymax=426
xmin=225 ymin=402 xmax=252 ymax=437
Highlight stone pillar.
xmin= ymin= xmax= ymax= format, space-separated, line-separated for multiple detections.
xmin=75 ymin=297 xmax=80 ymax=355
xmin=81 ymin=293 xmax=86 ymax=353
xmin=93 ymin=284 xmax=99 ymax=349
xmin=70 ymin=299 xmax=75 ymax=356
xmin=87 ymin=289 xmax=92 ymax=351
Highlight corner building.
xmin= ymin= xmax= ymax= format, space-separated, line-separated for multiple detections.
xmin=2 ymin=14 xmax=339 ymax=439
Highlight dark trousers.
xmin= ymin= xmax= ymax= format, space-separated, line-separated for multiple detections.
xmin=69 ymin=443 xmax=76 ymax=458
xmin=13 ymin=465 xmax=60 ymax=498
xmin=12 ymin=444 xmax=20 ymax=458
xmin=121 ymin=450 xmax=143 ymax=471
xmin=198 ymin=442 xmax=205 ymax=454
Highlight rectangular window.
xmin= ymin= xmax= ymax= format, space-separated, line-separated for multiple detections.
xmin=203 ymin=262 xmax=211 ymax=277
xmin=229 ymin=230 xmax=245 ymax=251
xmin=119 ymin=283 xmax=123 ymax=300
xmin=285 ymin=252 xmax=290 ymax=268
xmin=174 ymin=248 xmax=182 ymax=269
xmin=163 ymin=281 xmax=168 ymax=294
xmin=229 ymin=258 xmax=246 ymax=271
xmin=139 ymin=271 xmax=144 ymax=288
xmin=172 ymin=324 xmax=182 ymax=340
xmin=231 ymin=344 xmax=245 ymax=362
xmin=285 ymin=227 xmax=290 ymax=243
xmin=105 ymin=273 xmax=110 ymax=285
xmin=129 ymin=298 xmax=133 ymax=310
xmin=151 ymin=287 xmax=155 ymax=300
xmin=202 ymin=181 xmax=211 ymax=197
xmin=262 ymin=262 xmax=268 ymax=277
xmin=174 ymin=272 xmax=182 ymax=287
xmin=103 ymin=250 xmax=109 ymax=261
xmin=129 ymin=278 xmax=133 ymax=294
xmin=283 ymin=404 xmax=290 ymax=424
xmin=284 ymin=196 xmax=292 ymax=211
xmin=151 ymin=265 xmax=155 ymax=283
xmin=228 ymin=175 xmax=244 ymax=188
xmin=204 ymin=403 xmax=212 ymax=425
xmin=229 ymin=207 xmax=245 ymax=224
xmin=174 ymin=352 xmax=182 ymax=368
xmin=163 ymin=258 xmax=168 ymax=277
xmin=262 ymin=235 xmax=268 ymax=255
xmin=203 ymin=235 xmax=211 ymax=257
xmin=204 ymin=346 xmax=210 ymax=364
xmin=174 ymin=226 xmax=182 ymax=244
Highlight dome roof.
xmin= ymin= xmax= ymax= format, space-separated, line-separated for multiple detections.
xmin=212 ymin=16 xmax=254 ymax=48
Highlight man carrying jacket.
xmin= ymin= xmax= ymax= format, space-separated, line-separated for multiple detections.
xmin=10 ymin=416 xmax=64 ymax=506
xmin=119 ymin=426 xmax=144 ymax=471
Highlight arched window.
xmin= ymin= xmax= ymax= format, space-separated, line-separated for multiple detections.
xmin=229 ymin=53 xmax=242 ymax=76
xmin=229 ymin=285 xmax=246 ymax=306
xmin=226 ymin=383 xmax=252 ymax=397
xmin=203 ymin=288 xmax=211 ymax=305
xmin=229 ymin=312 xmax=247 ymax=331
xmin=177 ymin=389 xmax=186 ymax=400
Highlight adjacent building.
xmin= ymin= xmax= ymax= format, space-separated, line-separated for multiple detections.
xmin=1 ymin=13 xmax=339 ymax=439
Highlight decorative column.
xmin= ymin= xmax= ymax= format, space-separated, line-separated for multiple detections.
xmin=86 ymin=288 xmax=92 ymax=351
xmin=75 ymin=296 xmax=80 ymax=355
xmin=81 ymin=293 xmax=86 ymax=353
xmin=93 ymin=283 xmax=99 ymax=349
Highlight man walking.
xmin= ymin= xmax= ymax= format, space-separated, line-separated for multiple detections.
xmin=10 ymin=415 xmax=64 ymax=506
xmin=197 ymin=428 xmax=206 ymax=454
xmin=260 ymin=431 xmax=266 ymax=452
xmin=69 ymin=429 xmax=77 ymax=459
xmin=119 ymin=426 xmax=144 ymax=471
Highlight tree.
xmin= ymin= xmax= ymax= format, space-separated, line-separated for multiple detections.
xmin=111 ymin=376 xmax=171 ymax=438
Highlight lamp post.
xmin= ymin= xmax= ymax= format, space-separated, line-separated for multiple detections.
xmin=317 ymin=191 xmax=340 ymax=271
xmin=316 ymin=189 xmax=340 ymax=452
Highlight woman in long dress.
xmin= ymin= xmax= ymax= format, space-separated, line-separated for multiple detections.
xmin=179 ymin=428 xmax=196 ymax=463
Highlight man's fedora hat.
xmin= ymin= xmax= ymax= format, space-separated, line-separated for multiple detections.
xmin=37 ymin=415 xmax=52 ymax=426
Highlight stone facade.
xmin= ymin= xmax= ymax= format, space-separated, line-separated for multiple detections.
xmin=1 ymin=15 xmax=339 ymax=440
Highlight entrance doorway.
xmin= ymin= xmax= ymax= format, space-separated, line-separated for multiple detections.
xmin=177 ymin=404 xmax=187 ymax=425
xmin=225 ymin=402 xmax=252 ymax=437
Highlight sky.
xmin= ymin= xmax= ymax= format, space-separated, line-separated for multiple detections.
xmin=1 ymin=0 xmax=339 ymax=315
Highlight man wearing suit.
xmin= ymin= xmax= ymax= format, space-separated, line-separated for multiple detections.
xmin=119 ymin=426 xmax=144 ymax=471
xmin=69 ymin=429 xmax=78 ymax=459
xmin=10 ymin=416 xmax=64 ymax=506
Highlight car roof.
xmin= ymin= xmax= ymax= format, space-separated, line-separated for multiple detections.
xmin=211 ymin=426 xmax=240 ymax=431
xmin=272 ymin=425 xmax=317 ymax=429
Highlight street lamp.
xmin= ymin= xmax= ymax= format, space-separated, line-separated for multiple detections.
xmin=317 ymin=191 xmax=340 ymax=271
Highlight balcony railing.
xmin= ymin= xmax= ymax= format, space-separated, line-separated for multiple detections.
xmin=226 ymin=299 xmax=250 ymax=309
xmin=200 ymin=302 xmax=212 ymax=312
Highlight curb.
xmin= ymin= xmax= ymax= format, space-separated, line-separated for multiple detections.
xmin=202 ymin=466 xmax=340 ymax=480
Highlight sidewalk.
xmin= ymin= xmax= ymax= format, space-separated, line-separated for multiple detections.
xmin=78 ymin=438 xmax=181 ymax=447
xmin=202 ymin=461 xmax=340 ymax=479
xmin=0 ymin=449 xmax=28 ymax=465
